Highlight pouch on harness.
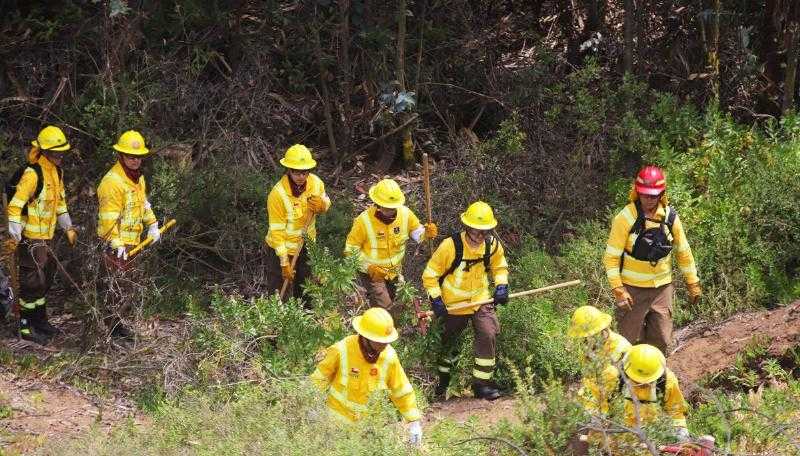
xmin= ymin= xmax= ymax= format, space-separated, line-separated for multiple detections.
xmin=438 ymin=233 xmax=498 ymax=286
xmin=622 ymin=199 xmax=677 ymax=267
xmin=3 ymin=163 xmax=58 ymax=216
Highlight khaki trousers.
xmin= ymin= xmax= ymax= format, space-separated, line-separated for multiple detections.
xmin=358 ymin=273 xmax=399 ymax=318
xmin=615 ymin=283 xmax=674 ymax=355
xmin=437 ymin=304 xmax=501 ymax=386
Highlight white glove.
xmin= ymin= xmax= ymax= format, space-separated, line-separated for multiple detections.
xmin=116 ymin=246 xmax=128 ymax=260
xmin=675 ymin=427 xmax=691 ymax=442
xmin=57 ymin=213 xmax=73 ymax=231
xmin=8 ymin=222 xmax=22 ymax=242
xmin=408 ymin=420 xmax=423 ymax=446
xmin=147 ymin=222 xmax=160 ymax=244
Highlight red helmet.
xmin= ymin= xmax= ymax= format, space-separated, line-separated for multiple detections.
xmin=635 ymin=165 xmax=666 ymax=195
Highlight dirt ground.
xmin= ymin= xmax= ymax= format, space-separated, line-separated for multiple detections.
xmin=668 ymin=300 xmax=800 ymax=399
xmin=424 ymin=396 xmax=519 ymax=430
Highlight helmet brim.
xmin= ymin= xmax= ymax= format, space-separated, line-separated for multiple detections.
xmin=635 ymin=185 xmax=664 ymax=196
xmin=32 ymin=140 xmax=71 ymax=152
xmin=114 ymin=144 xmax=150 ymax=156
xmin=280 ymin=157 xmax=317 ymax=170
xmin=352 ymin=315 xmax=399 ymax=344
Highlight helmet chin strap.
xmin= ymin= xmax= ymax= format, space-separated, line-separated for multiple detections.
xmin=358 ymin=335 xmax=382 ymax=363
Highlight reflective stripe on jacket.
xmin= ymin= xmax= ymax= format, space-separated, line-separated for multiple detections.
xmin=8 ymin=155 xmax=68 ymax=240
xmin=343 ymin=205 xmax=422 ymax=277
xmin=97 ymin=162 xmax=157 ymax=248
xmin=310 ymin=335 xmax=420 ymax=422
xmin=603 ymin=202 xmax=699 ymax=289
xmin=265 ymin=174 xmax=330 ymax=258
xmin=578 ymin=365 xmax=688 ymax=428
xmin=422 ymin=232 xmax=509 ymax=315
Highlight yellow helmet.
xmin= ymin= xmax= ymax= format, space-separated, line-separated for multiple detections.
xmin=352 ymin=307 xmax=398 ymax=344
xmin=113 ymin=130 xmax=150 ymax=156
xmin=568 ymin=305 xmax=612 ymax=338
xmin=368 ymin=179 xmax=406 ymax=209
xmin=460 ymin=201 xmax=497 ymax=230
xmin=31 ymin=126 xmax=70 ymax=152
xmin=280 ymin=144 xmax=317 ymax=170
xmin=623 ymin=344 xmax=666 ymax=384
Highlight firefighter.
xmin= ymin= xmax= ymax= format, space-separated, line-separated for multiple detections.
xmin=422 ymin=201 xmax=509 ymax=400
xmin=603 ymin=165 xmax=701 ymax=354
xmin=344 ymin=178 xmax=437 ymax=318
xmin=310 ymin=307 xmax=423 ymax=445
xmin=265 ymin=144 xmax=330 ymax=301
xmin=579 ymin=344 xmax=690 ymax=443
xmin=96 ymin=130 xmax=161 ymax=338
xmin=6 ymin=126 xmax=78 ymax=344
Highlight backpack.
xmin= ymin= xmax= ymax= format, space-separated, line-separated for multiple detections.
xmin=4 ymin=163 xmax=50 ymax=216
xmin=622 ymin=199 xmax=677 ymax=267
xmin=438 ymin=233 xmax=497 ymax=286
xmin=618 ymin=372 xmax=667 ymax=405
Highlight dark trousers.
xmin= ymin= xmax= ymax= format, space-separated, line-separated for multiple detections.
xmin=267 ymin=246 xmax=310 ymax=302
xmin=18 ymin=239 xmax=56 ymax=307
xmin=437 ymin=304 xmax=501 ymax=386
xmin=98 ymin=246 xmax=142 ymax=329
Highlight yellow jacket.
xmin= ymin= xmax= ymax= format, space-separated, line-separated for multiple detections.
xmin=422 ymin=233 xmax=509 ymax=315
xmin=97 ymin=162 xmax=157 ymax=248
xmin=579 ymin=365 xmax=688 ymax=428
xmin=265 ymin=174 xmax=330 ymax=258
xmin=344 ymin=205 xmax=426 ymax=278
xmin=310 ymin=335 xmax=421 ymax=422
xmin=7 ymin=153 xmax=68 ymax=240
xmin=603 ymin=202 xmax=699 ymax=289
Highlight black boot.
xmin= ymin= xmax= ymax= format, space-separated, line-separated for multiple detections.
xmin=434 ymin=373 xmax=451 ymax=400
xmin=19 ymin=309 xmax=49 ymax=345
xmin=472 ymin=382 xmax=500 ymax=401
xmin=32 ymin=304 xmax=59 ymax=337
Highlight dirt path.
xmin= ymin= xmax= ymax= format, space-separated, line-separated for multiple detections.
xmin=669 ymin=300 xmax=800 ymax=399
xmin=423 ymin=396 xmax=519 ymax=430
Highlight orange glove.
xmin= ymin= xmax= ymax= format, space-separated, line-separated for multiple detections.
xmin=687 ymin=282 xmax=702 ymax=305
xmin=280 ymin=257 xmax=295 ymax=282
xmin=65 ymin=228 xmax=78 ymax=247
xmin=367 ymin=264 xmax=388 ymax=282
xmin=424 ymin=223 xmax=438 ymax=239
xmin=307 ymin=195 xmax=327 ymax=214
xmin=612 ymin=286 xmax=633 ymax=311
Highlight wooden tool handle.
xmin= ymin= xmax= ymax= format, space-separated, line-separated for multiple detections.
xmin=422 ymin=153 xmax=433 ymax=255
xmin=420 ymin=279 xmax=582 ymax=317
xmin=128 ymin=219 xmax=177 ymax=258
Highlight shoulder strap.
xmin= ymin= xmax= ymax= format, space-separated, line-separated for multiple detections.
xmin=483 ymin=237 xmax=492 ymax=270
xmin=628 ymin=199 xmax=646 ymax=235
xmin=665 ymin=206 xmax=676 ymax=234
xmin=29 ymin=163 xmax=44 ymax=200
xmin=656 ymin=373 xmax=667 ymax=403
xmin=439 ymin=234 xmax=463 ymax=286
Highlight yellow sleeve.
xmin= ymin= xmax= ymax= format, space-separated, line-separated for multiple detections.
xmin=407 ymin=209 xmax=422 ymax=233
xmin=56 ymin=180 xmax=68 ymax=216
xmin=578 ymin=365 xmax=619 ymax=415
xmin=344 ymin=216 xmax=368 ymax=272
xmin=97 ymin=178 xmax=125 ymax=248
xmin=265 ymin=188 xmax=288 ymax=258
xmin=663 ymin=371 xmax=688 ymax=428
xmin=141 ymin=179 xmax=156 ymax=227
xmin=422 ymin=238 xmax=454 ymax=299
xmin=316 ymin=177 xmax=331 ymax=212
xmin=309 ymin=344 xmax=339 ymax=392
xmin=7 ymin=168 xmax=38 ymax=224
xmin=490 ymin=239 xmax=509 ymax=286
xmin=387 ymin=355 xmax=421 ymax=422
xmin=603 ymin=207 xmax=633 ymax=289
xmin=670 ymin=214 xmax=699 ymax=285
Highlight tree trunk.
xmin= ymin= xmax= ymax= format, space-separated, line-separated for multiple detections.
xmin=624 ymin=0 xmax=635 ymax=74
xmin=709 ymin=0 xmax=721 ymax=100
xmin=313 ymin=24 xmax=339 ymax=160
xmin=338 ymin=0 xmax=352 ymax=158
xmin=397 ymin=0 xmax=414 ymax=166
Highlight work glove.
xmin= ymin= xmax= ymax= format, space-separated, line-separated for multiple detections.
xmin=424 ymin=222 xmax=438 ymax=240
xmin=430 ymin=296 xmax=447 ymax=318
xmin=65 ymin=228 xmax=78 ymax=247
xmin=675 ymin=426 xmax=691 ymax=443
xmin=281 ymin=262 xmax=295 ymax=282
xmin=8 ymin=221 xmax=23 ymax=242
xmin=493 ymin=284 xmax=509 ymax=305
xmin=147 ymin=221 xmax=161 ymax=244
xmin=612 ymin=286 xmax=633 ymax=312
xmin=367 ymin=264 xmax=388 ymax=282
xmin=115 ymin=246 xmax=128 ymax=261
xmin=57 ymin=214 xmax=77 ymax=247
xmin=408 ymin=420 xmax=423 ymax=446
xmin=687 ymin=282 xmax=702 ymax=305
xmin=307 ymin=195 xmax=327 ymax=214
